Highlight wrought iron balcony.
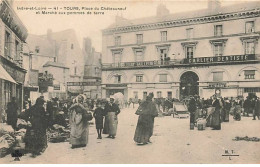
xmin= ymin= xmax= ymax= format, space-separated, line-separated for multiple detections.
xmin=102 ymin=60 xmax=175 ymax=70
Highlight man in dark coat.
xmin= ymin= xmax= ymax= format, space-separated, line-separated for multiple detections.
xmin=243 ymin=96 xmax=251 ymax=117
xmin=188 ymin=96 xmax=196 ymax=129
xmin=6 ymin=97 xmax=18 ymax=130
xmin=253 ymin=97 xmax=260 ymax=120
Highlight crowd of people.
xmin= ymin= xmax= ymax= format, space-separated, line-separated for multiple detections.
xmin=185 ymin=95 xmax=260 ymax=130
xmin=4 ymin=92 xmax=259 ymax=157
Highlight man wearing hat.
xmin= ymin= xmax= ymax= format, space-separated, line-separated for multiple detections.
xmin=103 ymin=96 xmax=121 ymax=139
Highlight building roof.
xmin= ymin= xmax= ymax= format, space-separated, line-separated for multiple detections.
xmin=26 ymin=34 xmax=56 ymax=57
xmin=43 ymin=61 xmax=69 ymax=69
xmin=106 ymin=1 xmax=260 ymax=29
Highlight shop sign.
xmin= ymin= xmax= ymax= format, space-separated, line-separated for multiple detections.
xmin=106 ymin=84 xmax=127 ymax=87
xmin=244 ymin=87 xmax=260 ymax=93
xmin=185 ymin=54 xmax=255 ymax=64
xmin=53 ymin=85 xmax=60 ymax=90
xmin=208 ymin=82 xmax=227 ymax=88
xmin=67 ymin=81 xmax=101 ymax=86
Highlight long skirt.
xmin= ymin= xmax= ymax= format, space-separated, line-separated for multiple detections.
xmin=70 ymin=122 xmax=89 ymax=146
xmin=24 ymin=127 xmax=47 ymax=154
xmin=224 ymin=109 xmax=229 ymax=122
xmin=134 ymin=115 xmax=154 ymax=143
xmin=211 ymin=109 xmax=221 ymax=130
xmin=107 ymin=112 xmax=118 ymax=136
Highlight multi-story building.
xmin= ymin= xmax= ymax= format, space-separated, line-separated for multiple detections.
xmin=82 ymin=38 xmax=102 ymax=99
xmin=101 ymin=1 xmax=260 ymax=100
xmin=25 ymin=29 xmax=84 ymax=100
xmin=0 ymin=0 xmax=28 ymax=114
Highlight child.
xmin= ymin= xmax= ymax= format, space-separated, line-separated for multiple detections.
xmin=93 ymin=101 xmax=106 ymax=139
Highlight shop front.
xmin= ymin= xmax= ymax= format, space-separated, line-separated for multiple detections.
xmin=0 ymin=56 xmax=26 ymax=115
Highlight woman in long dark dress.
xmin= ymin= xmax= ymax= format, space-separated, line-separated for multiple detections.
xmin=24 ymin=97 xmax=48 ymax=157
xmin=211 ymin=96 xmax=221 ymax=130
xmin=134 ymin=93 xmax=158 ymax=145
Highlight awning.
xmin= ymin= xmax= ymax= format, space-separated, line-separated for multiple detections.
xmin=0 ymin=64 xmax=17 ymax=84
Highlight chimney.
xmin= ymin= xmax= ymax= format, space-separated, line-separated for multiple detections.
xmin=83 ymin=38 xmax=92 ymax=54
xmin=156 ymin=4 xmax=170 ymax=17
xmin=47 ymin=29 xmax=52 ymax=41
xmin=208 ymin=0 xmax=221 ymax=14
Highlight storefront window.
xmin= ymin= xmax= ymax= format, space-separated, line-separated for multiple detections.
xmin=167 ymin=91 xmax=172 ymax=99
xmin=134 ymin=91 xmax=138 ymax=99
xmin=143 ymin=92 xmax=147 ymax=99
xmin=244 ymin=70 xmax=255 ymax=79
xmin=159 ymin=74 xmax=167 ymax=82
xmin=157 ymin=91 xmax=162 ymax=98
xmin=4 ymin=81 xmax=12 ymax=108
xmin=213 ymin=72 xmax=223 ymax=81
xmin=136 ymin=75 xmax=143 ymax=82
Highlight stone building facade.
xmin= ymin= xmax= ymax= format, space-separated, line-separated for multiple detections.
xmin=101 ymin=1 xmax=260 ymax=100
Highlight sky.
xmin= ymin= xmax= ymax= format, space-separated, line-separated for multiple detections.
xmin=12 ymin=0 xmax=257 ymax=52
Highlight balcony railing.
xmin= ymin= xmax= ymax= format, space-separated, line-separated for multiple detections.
xmin=102 ymin=54 xmax=260 ymax=70
xmin=102 ymin=60 xmax=175 ymax=69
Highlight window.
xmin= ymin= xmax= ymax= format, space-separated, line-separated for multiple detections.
xmin=244 ymin=70 xmax=255 ymax=79
xmin=245 ymin=41 xmax=255 ymax=54
xmin=161 ymin=31 xmax=167 ymax=42
xmin=213 ymin=72 xmax=223 ymax=81
xmin=134 ymin=91 xmax=138 ymax=99
xmin=167 ymin=91 xmax=172 ymax=99
xmin=4 ymin=31 xmax=11 ymax=58
xmin=186 ymin=47 xmax=194 ymax=59
xmin=136 ymin=50 xmax=143 ymax=62
xmin=15 ymin=40 xmax=20 ymax=58
xmin=157 ymin=91 xmax=162 ymax=98
xmin=213 ymin=43 xmax=223 ymax=57
xmin=186 ymin=28 xmax=194 ymax=39
xmin=245 ymin=21 xmax=254 ymax=34
xmin=114 ymin=53 xmax=121 ymax=64
xmin=114 ymin=75 xmax=121 ymax=83
xmin=95 ymin=67 xmax=99 ymax=75
xmin=159 ymin=74 xmax=167 ymax=82
xmin=35 ymin=46 xmax=40 ymax=53
xmin=115 ymin=36 xmax=121 ymax=46
xmin=71 ymin=44 xmax=74 ymax=49
xmin=136 ymin=75 xmax=143 ymax=82
xmin=215 ymin=25 xmax=223 ymax=36
xmin=136 ymin=34 xmax=143 ymax=44
xmin=143 ymin=92 xmax=147 ymax=99
xmin=160 ymin=49 xmax=168 ymax=61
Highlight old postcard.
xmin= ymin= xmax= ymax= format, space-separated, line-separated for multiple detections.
xmin=0 ymin=0 xmax=260 ymax=164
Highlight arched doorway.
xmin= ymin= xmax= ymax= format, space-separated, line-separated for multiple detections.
xmin=180 ymin=71 xmax=199 ymax=100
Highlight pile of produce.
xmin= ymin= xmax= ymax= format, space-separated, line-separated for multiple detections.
xmin=47 ymin=124 xmax=70 ymax=143
xmin=233 ymin=136 xmax=260 ymax=142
